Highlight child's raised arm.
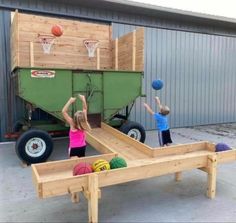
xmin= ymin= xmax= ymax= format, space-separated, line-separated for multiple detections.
xmin=155 ymin=96 xmax=163 ymax=111
xmin=78 ymin=94 xmax=91 ymax=131
xmin=143 ymin=103 xmax=154 ymax=115
xmin=62 ymin=97 xmax=76 ymax=126
xmin=78 ymin=94 xmax=87 ymax=114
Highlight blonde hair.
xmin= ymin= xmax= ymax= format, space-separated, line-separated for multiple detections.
xmin=73 ymin=110 xmax=91 ymax=131
xmin=160 ymin=105 xmax=170 ymax=116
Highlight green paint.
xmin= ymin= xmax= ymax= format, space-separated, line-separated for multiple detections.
xmin=18 ymin=68 xmax=72 ymax=121
xmin=103 ymin=71 xmax=142 ymax=120
xmin=72 ymin=72 xmax=103 ymax=114
xmin=17 ymin=68 xmax=143 ymax=127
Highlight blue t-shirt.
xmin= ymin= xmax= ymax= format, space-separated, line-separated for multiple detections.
xmin=153 ymin=113 xmax=169 ymax=131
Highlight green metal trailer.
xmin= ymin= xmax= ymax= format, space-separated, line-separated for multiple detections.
xmin=12 ymin=68 xmax=145 ymax=164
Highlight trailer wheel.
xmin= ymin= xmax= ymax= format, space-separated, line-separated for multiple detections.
xmin=119 ymin=121 xmax=146 ymax=143
xmin=15 ymin=129 xmax=53 ymax=164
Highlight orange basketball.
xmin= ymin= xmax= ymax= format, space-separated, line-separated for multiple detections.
xmin=51 ymin=24 xmax=63 ymax=37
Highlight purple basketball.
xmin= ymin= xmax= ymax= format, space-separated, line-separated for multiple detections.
xmin=215 ymin=143 xmax=231 ymax=152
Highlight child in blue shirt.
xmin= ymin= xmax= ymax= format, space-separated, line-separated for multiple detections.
xmin=144 ymin=96 xmax=172 ymax=147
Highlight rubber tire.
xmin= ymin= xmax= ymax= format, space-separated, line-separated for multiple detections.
xmin=15 ymin=129 xmax=53 ymax=164
xmin=119 ymin=121 xmax=146 ymax=143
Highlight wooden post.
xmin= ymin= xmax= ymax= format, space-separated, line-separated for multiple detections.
xmin=115 ymin=38 xmax=118 ymax=70
xmin=175 ymin=172 xmax=182 ymax=182
xmin=15 ymin=10 xmax=19 ymax=67
xmin=96 ymin=48 xmax=100 ymax=70
xmin=71 ymin=192 xmax=80 ymax=203
xmin=83 ymin=189 xmax=101 ymax=200
xmin=207 ymin=154 xmax=217 ymax=199
xmin=132 ymin=30 xmax=136 ymax=71
xmin=88 ymin=174 xmax=99 ymax=223
xmin=67 ymin=185 xmax=80 ymax=203
xmin=30 ymin=41 xmax=34 ymax=67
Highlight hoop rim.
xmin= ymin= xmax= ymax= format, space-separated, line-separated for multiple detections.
xmin=83 ymin=39 xmax=99 ymax=45
xmin=37 ymin=34 xmax=55 ymax=43
xmin=37 ymin=34 xmax=55 ymax=54
xmin=83 ymin=39 xmax=99 ymax=58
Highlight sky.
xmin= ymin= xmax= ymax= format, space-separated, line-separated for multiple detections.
xmin=129 ymin=0 xmax=236 ymax=19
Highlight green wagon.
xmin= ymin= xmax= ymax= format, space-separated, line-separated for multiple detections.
xmin=12 ymin=67 xmax=145 ymax=164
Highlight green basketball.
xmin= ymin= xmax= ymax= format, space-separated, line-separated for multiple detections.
xmin=109 ymin=157 xmax=127 ymax=169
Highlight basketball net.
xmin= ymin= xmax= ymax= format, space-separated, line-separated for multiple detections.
xmin=83 ymin=39 xmax=99 ymax=58
xmin=38 ymin=34 xmax=55 ymax=54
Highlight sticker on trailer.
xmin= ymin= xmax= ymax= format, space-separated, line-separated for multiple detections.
xmin=31 ymin=70 xmax=55 ymax=78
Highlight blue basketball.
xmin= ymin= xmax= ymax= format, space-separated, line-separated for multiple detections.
xmin=152 ymin=79 xmax=163 ymax=90
xmin=215 ymin=143 xmax=231 ymax=152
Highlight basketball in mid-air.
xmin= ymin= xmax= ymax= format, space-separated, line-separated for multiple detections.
xmin=51 ymin=24 xmax=63 ymax=37
xmin=152 ymin=79 xmax=163 ymax=90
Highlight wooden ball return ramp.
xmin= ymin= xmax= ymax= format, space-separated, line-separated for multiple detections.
xmin=32 ymin=123 xmax=236 ymax=223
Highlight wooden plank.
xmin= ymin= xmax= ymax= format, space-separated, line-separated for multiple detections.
xmin=127 ymin=150 xmax=213 ymax=167
xmin=17 ymin=43 xmax=112 ymax=57
xmin=207 ymin=154 xmax=217 ymax=199
xmin=135 ymin=28 xmax=144 ymax=71
xmin=70 ymin=192 xmax=80 ymax=203
xmin=98 ymin=154 xmax=208 ymax=187
xmin=18 ymin=41 xmax=111 ymax=53
xmin=18 ymin=14 xmax=111 ymax=39
xmin=132 ymin=30 xmax=136 ymax=71
xmin=101 ymin=122 xmax=153 ymax=157
xmin=86 ymin=130 xmax=117 ymax=154
xmin=16 ymin=51 xmax=112 ymax=70
xmin=216 ymin=149 xmax=236 ymax=163
xmin=83 ymin=189 xmax=101 ymax=200
xmin=206 ymin=142 xmax=216 ymax=152
xmin=88 ymin=174 xmax=99 ymax=223
xmin=152 ymin=141 xmax=208 ymax=157
xmin=31 ymin=164 xmax=43 ymax=198
xmin=19 ymin=22 xmax=110 ymax=36
xmin=115 ymin=38 xmax=118 ymax=70
xmin=30 ymin=41 xmax=34 ymax=66
xmin=41 ymin=175 xmax=88 ymax=198
xmin=10 ymin=10 xmax=19 ymax=69
xmin=113 ymin=29 xmax=139 ymax=71
xmin=198 ymin=167 xmax=209 ymax=173
xmin=90 ymin=128 xmax=149 ymax=161
xmin=33 ymin=153 xmax=116 ymax=177
xmin=96 ymin=48 xmax=100 ymax=70
xmin=32 ymin=164 xmax=41 ymax=183
xmin=175 ymin=172 xmax=182 ymax=182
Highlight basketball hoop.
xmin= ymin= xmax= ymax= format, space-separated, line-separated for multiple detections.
xmin=38 ymin=34 xmax=55 ymax=54
xmin=83 ymin=39 xmax=99 ymax=58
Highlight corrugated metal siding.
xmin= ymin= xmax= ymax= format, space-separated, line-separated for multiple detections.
xmin=113 ymin=23 xmax=236 ymax=130
xmin=0 ymin=9 xmax=11 ymax=141
xmin=1 ymin=0 xmax=236 ymax=36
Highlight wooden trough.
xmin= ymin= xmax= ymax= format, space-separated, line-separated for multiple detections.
xmin=32 ymin=123 xmax=236 ymax=223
